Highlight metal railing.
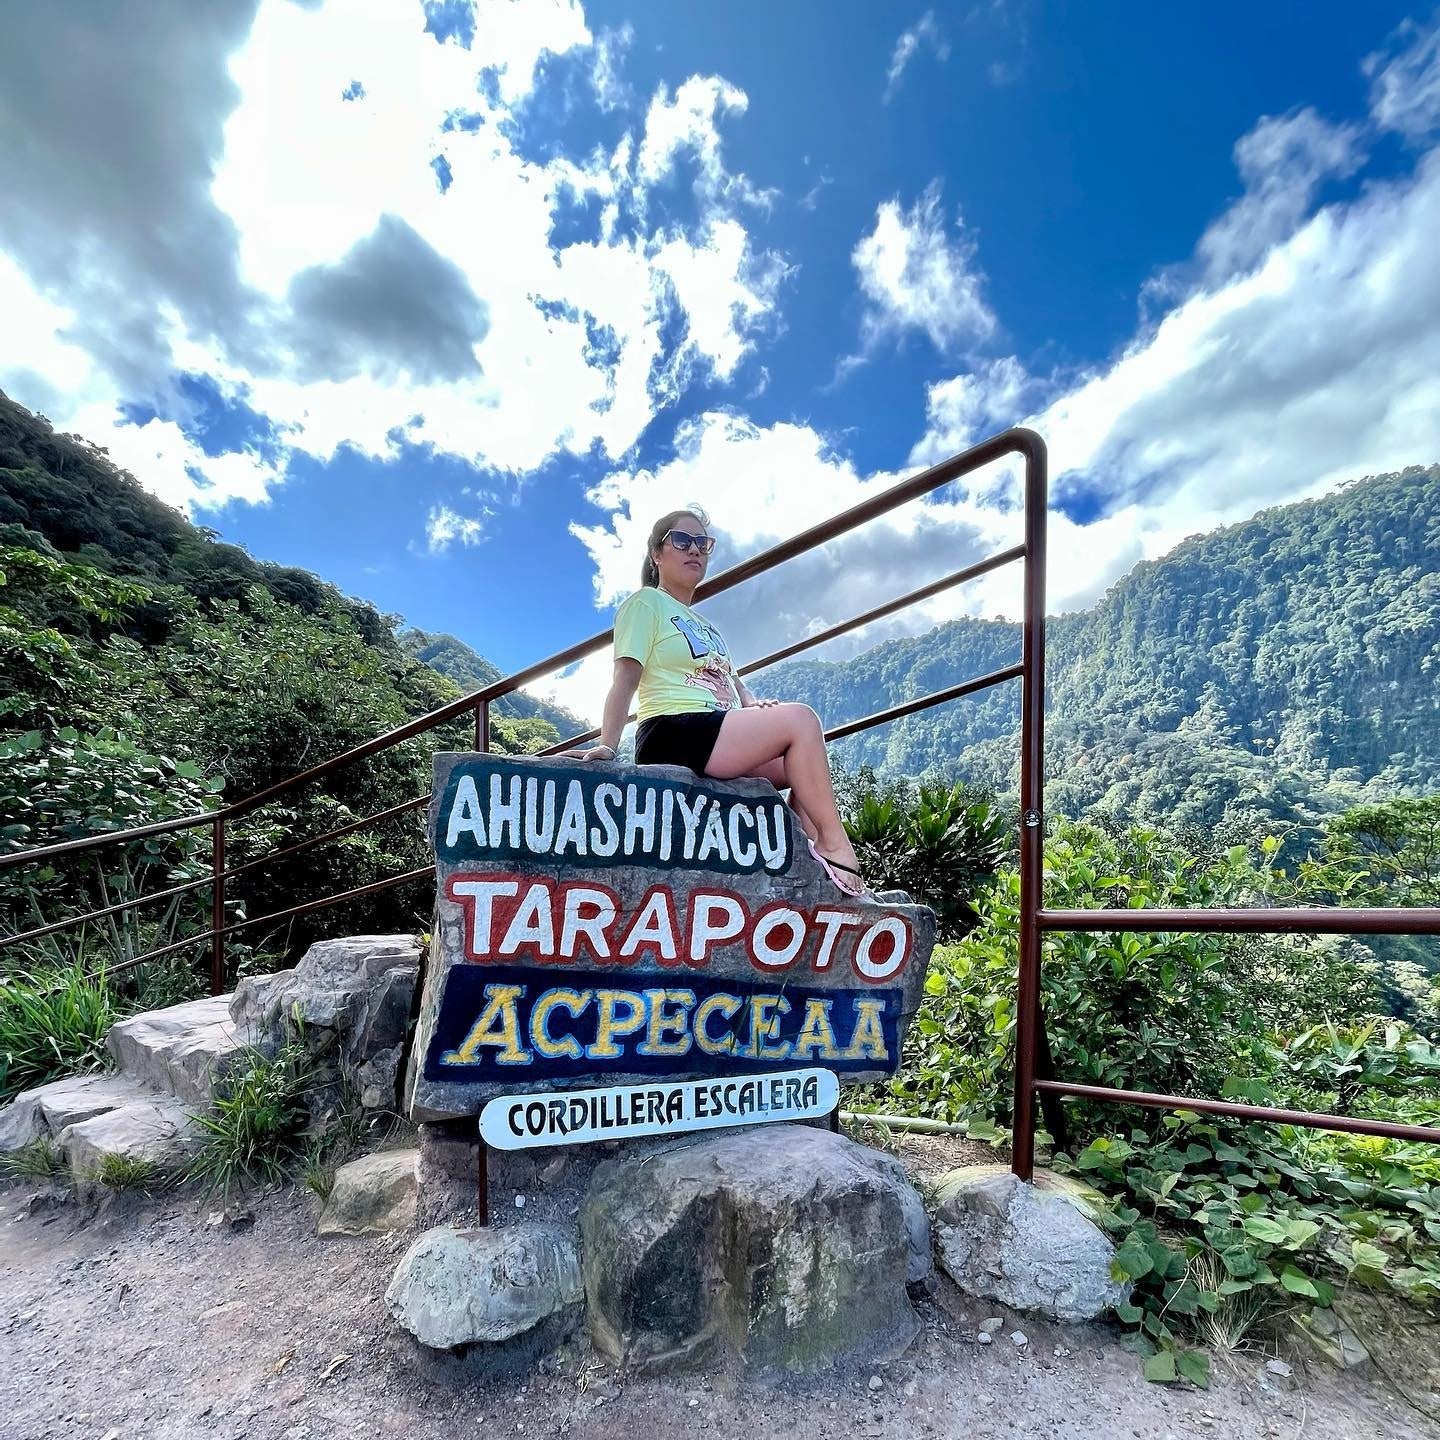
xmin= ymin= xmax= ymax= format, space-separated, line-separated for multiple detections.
xmin=0 ymin=427 xmax=1046 ymax=998
xmin=5 ymin=423 xmax=1440 ymax=1180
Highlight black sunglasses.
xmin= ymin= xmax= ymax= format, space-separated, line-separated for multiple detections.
xmin=664 ymin=529 xmax=716 ymax=555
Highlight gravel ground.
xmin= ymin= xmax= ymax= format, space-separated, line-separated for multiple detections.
xmin=2 ymin=1134 xmax=1437 ymax=1440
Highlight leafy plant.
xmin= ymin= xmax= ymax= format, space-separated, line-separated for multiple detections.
xmin=0 ymin=956 xmax=117 ymax=1103
xmin=0 ymin=1136 xmax=65 ymax=1180
xmin=94 ymin=1152 xmax=160 ymax=1191
xmin=183 ymin=1038 xmax=316 ymax=1198
xmin=840 ymin=769 xmax=1006 ymax=940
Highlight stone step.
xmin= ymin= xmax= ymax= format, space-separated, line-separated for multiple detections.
xmin=104 ymin=994 xmax=245 ymax=1108
xmin=0 ymin=1072 xmax=156 ymax=1154
xmin=0 ymin=1071 xmax=206 ymax=1190
xmin=57 ymin=1094 xmax=205 ymax=1188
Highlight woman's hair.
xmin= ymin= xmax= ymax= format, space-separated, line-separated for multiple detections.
xmin=640 ymin=504 xmax=711 ymax=587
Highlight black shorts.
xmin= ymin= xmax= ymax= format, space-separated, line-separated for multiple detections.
xmin=634 ymin=710 xmax=730 ymax=774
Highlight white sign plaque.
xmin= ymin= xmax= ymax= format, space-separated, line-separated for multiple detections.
xmin=479 ymin=1067 xmax=840 ymax=1150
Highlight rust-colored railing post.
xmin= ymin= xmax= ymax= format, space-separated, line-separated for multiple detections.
xmin=473 ymin=694 xmax=491 ymax=1224
xmin=211 ymin=814 xmax=225 ymax=996
xmin=1012 ymin=435 xmax=1049 ymax=1183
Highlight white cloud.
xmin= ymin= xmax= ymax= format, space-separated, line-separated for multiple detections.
xmin=0 ymin=0 xmax=785 ymax=512
xmin=1194 ymin=108 xmax=1363 ymax=284
xmin=426 ymin=502 xmax=490 ymax=552
xmin=635 ymin=76 xmax=776 ymax=213
xmin=913 ymin=117 xmax=1440 ymax=617
xmin=591 ymin=24 xmax=633 ymax=112
xmin=1366 ymin=13 xmax=1440 ymax=143
xmin=884 ymin=12 xmax=949 ymax=104
xmin=851 ymin=184 xmax=996 ymax=354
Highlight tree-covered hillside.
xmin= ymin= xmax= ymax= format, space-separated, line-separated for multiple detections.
xmin=0 ymin=390 xmax=564 ymax=960
xmin=765 ymin=466 xmax=1440 ymax=833
xmin=398 ymin=627 xmax=585 ymax=739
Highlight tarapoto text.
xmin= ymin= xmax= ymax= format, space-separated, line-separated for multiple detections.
xmin=443 ymin=872 xmax=914 ymax=983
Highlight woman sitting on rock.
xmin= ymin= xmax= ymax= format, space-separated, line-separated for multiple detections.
xmin=563 ymin=505 xmax=871 ymax=899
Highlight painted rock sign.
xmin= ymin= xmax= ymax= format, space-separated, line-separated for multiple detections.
xmin=404 ymin=753 xmax=938 ymax=1123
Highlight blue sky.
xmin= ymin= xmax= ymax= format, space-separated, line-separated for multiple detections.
xmin=2 ymin=1 xmax=1438 ymax=721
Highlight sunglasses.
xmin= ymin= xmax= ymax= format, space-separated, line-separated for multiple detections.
xmin=664 ymin=530 xmax=716 ymax=555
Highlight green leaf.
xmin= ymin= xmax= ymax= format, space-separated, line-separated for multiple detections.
xmin=1113 ymin=1239 xmax=1155 ymax=1281
xmin=1143 ymin=1351 xmax=1178 ymax=1384
xmin=1243 ymin=1216 xmax=1290 ymax=1244
xmin=1114 ymin=1301 xmax=1144 ymax=1325
xmin=1280 ymin=1264 xmax=1320 ymax=1299
xmin=1176 ymin=1350 xmax=1211 ymax=1389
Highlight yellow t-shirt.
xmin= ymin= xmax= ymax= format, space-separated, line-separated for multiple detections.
xmin=612 ymin=587 xmax=742 ymax=722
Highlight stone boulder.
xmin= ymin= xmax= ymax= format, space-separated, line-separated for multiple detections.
xmin=581 ymin=1124 xmax=925 ymax=1374
xmin=385 ymin=1223 xmax=582 ymax=1349
xmin=57 ymin=1095 xmax=203 ymax=1187
xmin=318 ymin=1149 xmax=419 ymax=1235
xmin=105 ymin=995 xmax=242 ymax=1108
xmin=931 ymin=1163 xmax=1130 ymax=1323
xmin=0 ymin=1073 xmax=153 ymax=1154
xmin=229 ymin=934 xmax=420 ymax=1122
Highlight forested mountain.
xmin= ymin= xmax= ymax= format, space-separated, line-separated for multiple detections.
xmin=0 ymin=389 xmax=564 ymax=951
xmin=0 ymin=389 xmax=567 ymax=731
xmin=398 ymin=627 xmax=585 ymax=739
xmin=764 ymin=465 xmax=1440 ymax=835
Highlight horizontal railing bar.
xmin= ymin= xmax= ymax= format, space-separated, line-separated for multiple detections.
xmin=1033 ymin=1078 xmax=1440 ymax=1145
xmin=529 ymin=553 xmax=1029 ymax=758
xmin=540 ymin=657 xmax=1027 ymax=759
xmin=738 ymin=545 xmax=1026 ymax=677
xmin=2 ymin=872 xmax=217 ymax=949
xmin=1039 ymin=906 xmax=1440 ymax=936
xmin=824 ymin=662 xmax=1024 ymax=742
xmin=62 ymin=865 xmax=437 ymax=987
xmin=1 ymin=429 xmax=1042 ymax=870
xmin=223 ymin=865 xmax=436 ymax=936
xmin=0 ymin=812 xmax=217 ymax=867
xmin=1 ymin=793 xmax=434 ymax=951
xmin=224 ymin=793 xmax=430 ymax=880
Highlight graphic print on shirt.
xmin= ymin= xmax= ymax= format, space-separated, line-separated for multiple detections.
xmin=670 ymin=611 xmax=739 ymax=709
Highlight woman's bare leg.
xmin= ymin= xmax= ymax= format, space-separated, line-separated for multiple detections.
xmin=743 ymin=756 xmax=819 ymax=843
xmin=705 ymin=704 xmax=862 ymax=875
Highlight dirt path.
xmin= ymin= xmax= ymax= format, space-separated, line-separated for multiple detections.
xmin=1 ymin=1162 xmax=1434 ymax=1440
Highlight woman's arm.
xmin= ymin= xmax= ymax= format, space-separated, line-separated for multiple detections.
xmin=563 ymin=658 xmax=642 ymax=759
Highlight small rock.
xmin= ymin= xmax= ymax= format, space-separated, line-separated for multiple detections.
xmin=868 ymin=1375 xmax=883 ymax=1391
xmin=515 ymin=1194 xmax=526 ymax=1209
xmin=1010 ymin=1331 xmax=1027 ymax=1348
xmin=386 ymin=1224 xmax=582 ymax=1348
xmin=976 ymin=1332 xmax=993 ymax=1346
xmin=1266 ymin=1359 xmax=1292 ymax=1378
xmin=979 ymin=1317 xmax=1004 ymax=1335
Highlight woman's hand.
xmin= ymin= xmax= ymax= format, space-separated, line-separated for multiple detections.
xmin=559 ymin=744 xmax=616 ymax=761
xmin=748 ymin=696 xmax=780 ymax=708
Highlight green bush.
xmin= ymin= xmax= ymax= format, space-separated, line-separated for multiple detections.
xmin=0 ymin=958 xmax=118 ymax=1103
xmin=875 ymin=813 xmax=1440 ymax=1384
xmin=838 ymin=768 xmax=1006 ymax=940
xmin=184 ymin=1037 xmax=316 ymax=1198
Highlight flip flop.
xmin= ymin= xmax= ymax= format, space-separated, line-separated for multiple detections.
xmin=808 ymin=837 xmax=874 ymax=900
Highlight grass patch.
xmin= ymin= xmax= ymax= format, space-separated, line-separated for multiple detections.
xmin=0 ymin=961 xmax=117 ymax=1104
xmin=0 ymin=1136 xmax=66 ymax=1180
xmin=183 ymin=1038 xmax=315 ymax=1199
xmin=94 ymin=1152 xmax=161 ymax=1191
